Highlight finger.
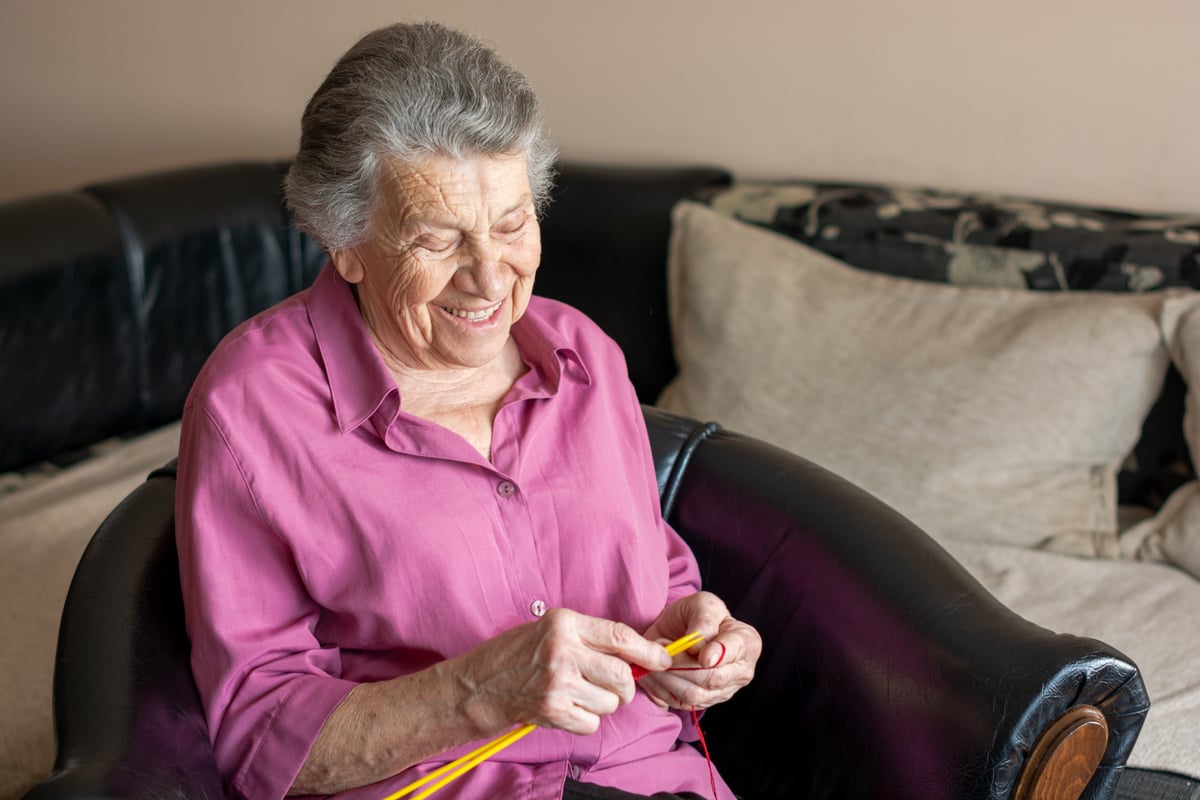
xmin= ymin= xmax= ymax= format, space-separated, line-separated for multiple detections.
xmin=696 ymin=640 xmax=727 ymax=669
xmin=566 ymin=675 xmax=625 ymax=718
xmin=552 ymin=704 xmax=603 ymax=736
xmin=676 ymin=593 xmax=732 ymax=646
xmin=533 ymin=665 xmax=624 ymax=732
xmin=533 ymin=608 xmax=663 ymax=676
xmin=700 ymin=619 xmax=761 ymax=668
xmin=642 ymin=639 xmax=758 ymax=707
xmin=643 ymin=663 xmax=752 ymax=710
xmin=644 ymin=689 xmax=670 ymax=710
xmin=577 ymin=652 xmax=639 ymax=705
xmin=638 ymin=671 xmax=722 ymax=710
xmin=581 ymin=617 xmax=672 ymax=673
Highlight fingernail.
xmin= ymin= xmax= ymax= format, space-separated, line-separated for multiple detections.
xmin=706 ymin=643 xmax=726 ymax=668
xmin=660 ymin=649 xmax=673 ymax=669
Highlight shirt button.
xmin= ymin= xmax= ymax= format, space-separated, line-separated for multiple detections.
xmin=530 ymin=599 xmax=547 ymax=617
xmin=497 ymin=480 xmax=516 ymax=497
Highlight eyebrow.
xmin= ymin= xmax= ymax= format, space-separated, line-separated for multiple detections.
xmin=400 ymin=195 xmax=534 ymax=236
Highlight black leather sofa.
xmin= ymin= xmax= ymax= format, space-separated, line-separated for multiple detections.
xmin=2 ymin=162 xmax=1151 ymax=800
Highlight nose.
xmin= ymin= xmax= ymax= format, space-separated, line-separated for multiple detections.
xmin=456 ymin=237 xmax=507 ymax=298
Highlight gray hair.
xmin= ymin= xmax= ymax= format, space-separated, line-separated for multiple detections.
xmin=285 ymin=22 xmax=557 ymax=251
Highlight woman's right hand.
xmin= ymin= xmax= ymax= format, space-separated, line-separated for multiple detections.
xmin=450 ymin=608 xmax=673 ymax=736
xmin=294 ymin=609 xmax=672 ymax=794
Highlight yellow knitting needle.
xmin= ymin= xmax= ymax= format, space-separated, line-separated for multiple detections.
xmin=382 ymin=631 xmax=706 ymax=800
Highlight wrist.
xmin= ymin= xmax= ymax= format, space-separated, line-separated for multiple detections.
xmin=438 ymin=654 xmax=511 ymax=739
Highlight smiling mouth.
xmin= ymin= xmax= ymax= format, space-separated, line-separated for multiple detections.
xmin=440 ymin=301 xmax=502 ymax=323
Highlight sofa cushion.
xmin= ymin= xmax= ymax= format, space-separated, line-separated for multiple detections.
xmin=701 ymin=182 xmax=1200 ymax=292
xmin=698 ymin=181 xmax=1200 ymax=512
xmin=1118 ymin=294 xmax=1200 ymax=580
xmin=658 ymin=201 xmax=1175 ymax=550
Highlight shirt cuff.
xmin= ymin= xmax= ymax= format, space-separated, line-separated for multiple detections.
xmin=231 ymin=674 xmax=359 ymax=800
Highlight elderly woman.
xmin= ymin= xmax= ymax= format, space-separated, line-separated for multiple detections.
xmin=176 ymin=21 xmax=760 ymax=800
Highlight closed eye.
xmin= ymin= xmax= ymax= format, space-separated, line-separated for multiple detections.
xmin=414 ymin=236 xmax=459 ymax=254
xmin=493 ymin=213 xmax=529 ymax=238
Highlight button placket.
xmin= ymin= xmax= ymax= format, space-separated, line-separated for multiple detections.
xmin=487 ymin=471 xmax=551 ymax=625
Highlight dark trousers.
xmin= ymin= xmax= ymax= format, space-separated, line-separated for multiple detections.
xmin=562 ymin=778 xmax=707 ymax=800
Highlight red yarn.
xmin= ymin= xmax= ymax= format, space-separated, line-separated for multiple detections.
xmin=690 ymin=705 xmax=719 ymax=800
xmin=630 ymin=647 xmax=725 ymax=800
xmin=630 ymin=641 xmax=725 ymax=680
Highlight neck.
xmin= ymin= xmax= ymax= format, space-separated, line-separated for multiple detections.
xmin=381 ymin=336 xmax=527 ymax=420
xmin=381 ymin=337 xmax=527 ymax=463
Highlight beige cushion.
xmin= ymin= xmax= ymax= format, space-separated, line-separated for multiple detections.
xmin=658 ymin=201 xmax=1173 ymax=548
xmin=0 ymin=423 xmax=180 ymax=799
xmin=1118 ymin=294 xmax=1200 ymax=579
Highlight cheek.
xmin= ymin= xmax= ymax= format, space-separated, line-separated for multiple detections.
xmin=381 ymin=260 xmax=445 ymax=309
xmin=513 ymin=237 xmax=541 ymax=281
xmin=512 ymin=246 xmax=539 ymax=301
xmin=511 ymin=251 xmax=539 ymax=320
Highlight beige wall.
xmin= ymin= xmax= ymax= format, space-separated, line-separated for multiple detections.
xmin=2 ymin=0 xmax=1198 ymax=211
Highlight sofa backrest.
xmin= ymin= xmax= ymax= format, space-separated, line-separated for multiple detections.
xmin=11 ymin=161 xmax=1190 ymax=510
xmin=85 ymin=163 xmax=298 ymax=432
xmin=537 ymin=165 xmax=733 ymax=400
xmin=0 ymin=190 xmax=136 ymax=469
xmin=0 ymin=161 xmax=731 ymax=473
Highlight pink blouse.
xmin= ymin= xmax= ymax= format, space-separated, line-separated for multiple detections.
xmin=175 ymin=265 xmax=734 ymax=800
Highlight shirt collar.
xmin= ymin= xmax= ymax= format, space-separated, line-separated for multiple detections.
xmin=510 ymin=296 xmax=592 ymax=396
xmin=307 ymin=265 xmax=591 ymax=434
xmin=306 ymin=264 xmax=399 ymax=433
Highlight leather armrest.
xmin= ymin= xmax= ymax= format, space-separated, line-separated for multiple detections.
xmin=648 ymin=409 xmax=1148 ymax=800
xmin=24 ymin=463 xmax=225 ymax=800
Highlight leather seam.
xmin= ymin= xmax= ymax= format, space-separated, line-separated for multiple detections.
xmin=83 ymin=187 xmax=152 ymax=428
xmin=660 ymin=421 xmax=720 ymax=521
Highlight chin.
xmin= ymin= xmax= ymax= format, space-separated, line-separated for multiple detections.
xmin=439 ymin=339 xmax=508 ymax=370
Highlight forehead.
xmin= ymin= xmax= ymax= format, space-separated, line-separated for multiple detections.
xmin=375 ymin=153 xmax=532 ymax=226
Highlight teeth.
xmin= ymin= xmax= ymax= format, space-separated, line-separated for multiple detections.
xmin=444 ymin=302 xmax=500 ymax=322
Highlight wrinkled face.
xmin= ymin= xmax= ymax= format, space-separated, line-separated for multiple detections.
xmin=331 ymin=152 xmax=540 ymax=373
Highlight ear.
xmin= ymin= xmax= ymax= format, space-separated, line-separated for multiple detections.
xmin=330 ymin=248 xmax=365 ymax=284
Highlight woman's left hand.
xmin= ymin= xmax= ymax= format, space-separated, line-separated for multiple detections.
xmin=638 ymin=591 xmax=762 ymax=710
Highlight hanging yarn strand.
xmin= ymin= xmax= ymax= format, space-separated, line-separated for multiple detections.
xmin=691 ymin=706 xmax=718 ymax=800
xmin=632 ymin=638 xmax=724 ymax=800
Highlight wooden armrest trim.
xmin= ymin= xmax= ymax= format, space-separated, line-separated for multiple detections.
xmin=1014 ymin=705 xmax=1109 ymax=800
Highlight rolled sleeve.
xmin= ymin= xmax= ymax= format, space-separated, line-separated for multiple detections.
xmin=177 ymin=404 xmax=356 ymax=800
xmin=234 ymin=675 xmax=358 ymax=800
